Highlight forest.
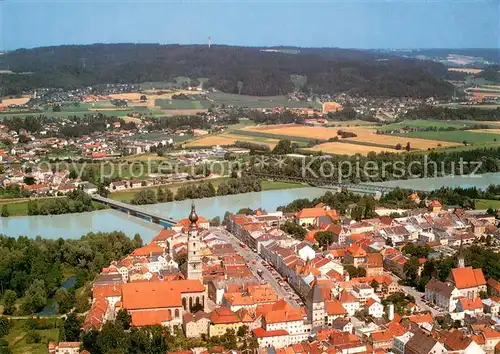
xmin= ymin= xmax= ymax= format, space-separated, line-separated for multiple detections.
xmin=0 ymin=231 xmax=141 ymax=315
xmin=401 ymin=106 xmax=500 ymax=121
xmin=0 ymin=44 xmax=453 ymax=98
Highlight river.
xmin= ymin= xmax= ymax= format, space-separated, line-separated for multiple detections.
xmin=1 ymin=173 xmax=499 ymax=242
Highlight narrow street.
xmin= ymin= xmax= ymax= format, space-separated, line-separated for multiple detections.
xmin=211 ymin=227 xmax=303 ymax=307
xmin=389 ymin=274 xmax=444 ymax=316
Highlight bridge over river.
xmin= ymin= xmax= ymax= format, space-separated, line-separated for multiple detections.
xmin=91 ymin=195 xmax=178 ymax=228
xmin=247 ymin=172 xmax=427 ymax=195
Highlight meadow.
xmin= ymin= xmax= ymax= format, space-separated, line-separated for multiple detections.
xmin=4 ymin=319 xmax=60 ymax=354
xmin=378 ymin=119 xmax=471 ymax=130
xmin=401 ymin=130 xmax=499 ymax=144
xmin=155 ymin=98 xmax=212 ymax=110
xmin=206 ymin=92 xmax=322 ymax=109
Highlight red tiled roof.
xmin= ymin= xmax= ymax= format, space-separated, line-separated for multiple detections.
xmin=210 ymin=307 xmax=240 ymax=324
xmin=253 ymin=328 xmax=289 ymax=338
xmin=130 ymin=244 xmax=164 ymax=257
xmin=346 ymin=243 xmax=366 ymax=258
xmin=325 ymin=300 xmax=348 ymax=316
xmin=487 ymin=278 xmax=500 ymax=292
xmin=451 ymin=267 xmax=486 ymax=289
xmin=296 ymin=207 xmax=326 ymax=219
xmin=122 ymin=280 xmax=204 ymax=310
xmin=131 ymin=309 xmax=172 ymax=326
xmin=93 ymin=284 xmax=122 ymax=298
xmin=458 ymin=297 xmax=483 ymax=311
xmin=152 ymin=229 xmax=176 ymax=242
xmin=408 ymin=313 xmax=433 ymax=324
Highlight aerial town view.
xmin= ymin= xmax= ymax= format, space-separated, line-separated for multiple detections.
xmin=0 ymin=1 xmax=499 ymax=354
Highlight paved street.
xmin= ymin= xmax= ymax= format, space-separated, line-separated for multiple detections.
xmin=211 ymin=227 xmax=303 ymax=307
xmin=389 ymin=274 xmax=444 ymax=316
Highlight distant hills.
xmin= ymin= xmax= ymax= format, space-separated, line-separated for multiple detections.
xmin=0 ymin=44 xmax=456 ymax=98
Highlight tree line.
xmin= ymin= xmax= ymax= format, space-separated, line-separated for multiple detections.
xmin=401 ymin=106 xmax=500 ymax=122
xmin=27 ymin=190 xmax=97 ymax=215
xmin=130 ymin=177 xmax=262 ymax=205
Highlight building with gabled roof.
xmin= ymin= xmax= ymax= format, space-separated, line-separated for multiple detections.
xmin=448 ymin=266 xmax=487 ymax=299
xmin=442 ymin=329 xmax=485 ymax=354
xmin=425 ymin=277 xmax=462 ymax=312
xmin=405 ymin=328 xmax=446 ymax=354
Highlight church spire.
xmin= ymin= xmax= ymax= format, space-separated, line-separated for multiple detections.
xmin=189 ymin=202 xmax=198 ymax=226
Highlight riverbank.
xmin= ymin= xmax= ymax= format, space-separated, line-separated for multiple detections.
xmin=108 ymin=178 xmax=305 ymax=203
xmin=0 ymin=179 xmax=305 ymax=216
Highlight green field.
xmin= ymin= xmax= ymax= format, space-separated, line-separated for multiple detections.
xmin=0 ymin=200 xmax=29 ymax=215
xmin=5 ymin=319 xmax=60 ymax=354
xmin=155 ymin=99 xmax=212 ymax=110
xmin=261 ymin=180 xmax=305 ymax=190
xmin=401 ymin=130 xmax=499 ymax=144
xmin=475 ymin=199 xmax=500 ymax=210
xmin=230 ymin=129 xmax=324 ymax=143
xmin=207 ymin=92 xmax=322 ymax=109
xmin=379 ymin=119 xmax=470 ymax=130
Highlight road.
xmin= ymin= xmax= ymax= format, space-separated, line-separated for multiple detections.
xmin=389 ymin=274 xmax=444 ymax=316
xmin=211 ymin=227 xmax=303 ymax=308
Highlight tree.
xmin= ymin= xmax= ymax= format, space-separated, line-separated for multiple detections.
xmin=237 ymin=325 xmax=248 ymax=337
xmin=2 ymin=291 xmax=16 ymax=315
xmin=140 ymin=95 xmax=147 ymax=102
xmin=61 ymin=312 xmax=82 ymax=342
xmin=1 ymin=205 xmax=9 ymax=218
xmin=237 ymin=208 xmax=254 ymax=215
xmin=115 ymin=309 xmax=132 ymax=330
xmin=96 ymin=321 xmax=130 ymax=354
xmin=403 ymin=257 xmax=420 ymax=286
xmin=20 ymin=280 xmax=47 ymax=314
xmin=97 ymin=184 xmax=109 ymax=198
xmin=280 ymin=221 xmax=306 ymax=240
xmin=210 ymin=216 xmax=221 ymax=227
xmin=131 ymin=189 xmax=157 ymax=205
xmin=157 ymin=186 xmax=167 ymax=203
xmin=395 ymin=143 xmax=402 ymax=150
xmin=0 ymin=317 xmax=10 ymax=338
xmin=314 ymin=231 xmax=333 ymax=250
xmin=272 ymin=139 xmax=297 ymax=155
xmin=52 ymin=105 xmax=61 ymax=112
xmin=406 ymin=142 xmax=411 ymax=151
xmin=133 ymin=234 xmax=143 ymax=248
xmin=55 ymin=288 xmax=75 ymax=314
xmin=370 ymin=279 xmax=379 ymax=291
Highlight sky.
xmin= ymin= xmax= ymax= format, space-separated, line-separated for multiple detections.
xmin=3 ymin=0 xmax=499 ymax=50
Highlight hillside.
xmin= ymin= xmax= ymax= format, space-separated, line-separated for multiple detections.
xmin=0 ymin=44 xmax=454 ymax=98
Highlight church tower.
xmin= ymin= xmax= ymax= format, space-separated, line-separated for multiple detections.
xmin=185 ymin=202 xmax=203 ymax=280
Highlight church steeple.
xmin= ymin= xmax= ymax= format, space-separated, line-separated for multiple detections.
xmin=185 ymin=202 xmax=202 ymax=281
xmin=189 ymin=202 xmax=199 ymax=226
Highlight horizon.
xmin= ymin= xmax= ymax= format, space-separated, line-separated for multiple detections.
xmin=5 ymin=42 xmax=500 ymax=52
xmin=4 ymin=1 xmax=499 ymax=51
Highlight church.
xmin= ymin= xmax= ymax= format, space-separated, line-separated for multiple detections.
xmin=120 ymin=203 xmax=207 ymax=328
